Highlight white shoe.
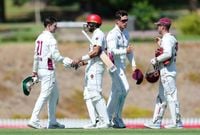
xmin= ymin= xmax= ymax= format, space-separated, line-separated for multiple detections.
xmin=144 ymin=122 xmax=161 ymax=129
xmin=164 ymin=124 xmax=177 ymax=129
xmin=96 ymin=121 xmax=109 ymax=129
xmin=113 ymin=117 xmax=126 ymax=128
xmin=47 ymin=122 xmax=65 ymax=129
xmin=83 ymin=123 xmax=96 ymax=129
xmin=164 ymin=121 xmax=183 ymax=129
xmin=28 ymin=121 xmax=45 ymax=129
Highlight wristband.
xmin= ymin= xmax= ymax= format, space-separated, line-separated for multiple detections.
xmin=81 ymin=54 xmax=90 ymax=61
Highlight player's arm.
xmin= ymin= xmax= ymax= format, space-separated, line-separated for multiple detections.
xmin=49 ymin=39 xmax=74 ymax=68
xmin=151 ymin=37 xmax=173 ymax=65
xmin=156 ymin=39 xmax=172 ymax=63
xmin=49 ymin=39 xmax=64 ymax=62
xmin=127 ymin=50 xmax=136 ymax=71
xmin=80 ymin=33 xmax=103 ymax=61
xmin=78 ymin=45 xmax=101 ymax=62
xmin=89 ymin=45 xmax=102 ymax=58
xmin=32 ymin=42 xmax=39 ymax=77
xmin=32 ymin=55 xmax=38 ymax=74
xmin=88 ymin=32 xmax=103 ymax=58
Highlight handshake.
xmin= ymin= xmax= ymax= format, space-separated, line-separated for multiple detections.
xmin=71 ymin=59 xmax=87 ymax=70
xmin=63 ymin=57 xmax=87 ymax=70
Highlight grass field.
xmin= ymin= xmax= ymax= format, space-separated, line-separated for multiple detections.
xmin=0 ymin=128 xmax=200 ymax=135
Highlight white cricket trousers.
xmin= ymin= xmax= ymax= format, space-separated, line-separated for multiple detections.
xmin=84 ymin=63 xmax=109 ymax=125
xmin=107 ymin=68 xmax=129 ymax=120
xmin=30 ymin=69 xmax=59 ymax=126
xmin=153 ymin=74 xmax=181 ymax=125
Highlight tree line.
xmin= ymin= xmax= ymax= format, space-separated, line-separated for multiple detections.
xmin=0 ymin=0 xmax=199 ymax=22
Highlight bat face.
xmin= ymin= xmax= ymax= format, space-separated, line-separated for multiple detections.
xmin=100 ymin=52 xmax=116 ymax=72
xmin=82 ymin=30 xmax=117 ymax=72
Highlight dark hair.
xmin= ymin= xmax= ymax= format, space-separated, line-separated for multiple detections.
xmin=165 ymin=25 xmax=171 ymax=30
xmin=159 ymin=24 xmax=171 ymax=30
xmin=115 ymin=10 xmax=128 ymax=20
xmin=43 ymin=16 xmax=57 ymax=27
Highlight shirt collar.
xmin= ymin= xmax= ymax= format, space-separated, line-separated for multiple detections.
xmin=114 ymin=25 xmax=124 ymax=33
xmin=93 ymin=28 xmax=100 ymax=34
xmin=43 ymin=30 xmax=53 ymax=36
xmin=163 ymin=32 xmax=171 ymax=37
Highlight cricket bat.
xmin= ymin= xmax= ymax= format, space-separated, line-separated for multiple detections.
xmin=82 ymin=30 xmax=117 ymax=72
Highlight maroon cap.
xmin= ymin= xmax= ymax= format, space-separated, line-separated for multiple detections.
xmin=132 ymin=69 xmax=143 ymax=85
xmin=155 ymin=17 xmax=171 ymax=26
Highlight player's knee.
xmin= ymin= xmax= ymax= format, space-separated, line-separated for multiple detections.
xmin=91 ymin=94 xmax=102 ymax=102
xmin=156 ymin=95 xmax=166 ymax=104
xmin=83 ymin=87 xmax=103 ymax=101
xmin=120 ymin=92 xmax=127 ymax=98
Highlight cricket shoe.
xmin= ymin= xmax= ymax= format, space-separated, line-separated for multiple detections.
xmin=96 ymin=121 xmax=110 ymax=129
xmin=47 ymin=122 xmax=65 ymax=129
xmin=83 ymin=123 xmax=96 ymax=129
xmin=177 ymin=120 xmax=184 ymax=128
xmin=164 ymin=121 xmax=183 ymax=129
xmin=83 ymin=118 xmax=102 ymax=129
xmin=112 ymin=117 xmax=126 ymax=128
xmin=27 ymin=121 xmax=45 ymax=129
xmin=144 ymin=122 xmax=161 ymax=129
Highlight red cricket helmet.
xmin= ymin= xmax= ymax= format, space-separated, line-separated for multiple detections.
xmin=86 ymin=14 xmax=102 ymax=25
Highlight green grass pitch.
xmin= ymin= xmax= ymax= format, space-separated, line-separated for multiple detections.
xmin=0 ymin=128 xmax=200 ymax=135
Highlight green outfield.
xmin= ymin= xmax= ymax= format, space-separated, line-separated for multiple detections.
xmin=0 ymin=128 xmax=200 ymax=135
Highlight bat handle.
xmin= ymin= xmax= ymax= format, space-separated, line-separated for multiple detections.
xmin=81 ymin=30 xmax=94 ymax=45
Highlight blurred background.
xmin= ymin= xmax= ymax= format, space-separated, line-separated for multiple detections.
xmin=1 ymin=0 xmax=200 ymax=42
xmin=0 ymin=0 xmax=200 ymax=128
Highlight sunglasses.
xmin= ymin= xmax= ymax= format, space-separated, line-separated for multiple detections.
xmin=120 ymin=19 xmax=128 ymax=23
xmin=87 ymin=22 xmax=96 ymax=27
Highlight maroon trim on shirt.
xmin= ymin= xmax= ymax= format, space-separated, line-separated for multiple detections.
xmin=47 ymin=58 xmax=54 ymax=70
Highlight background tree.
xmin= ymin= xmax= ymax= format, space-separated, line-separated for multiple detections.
xmin=189 ymin=0 xmax=198 ymax=11
xmin=1 ymin=0 xmax=199 ymax=23
xmin=34 ymin=0 xmax=41 ymax=24
xmin=130 ymin=1 xmax=159 ymax=30
xmin=0 ymin=0 xmax=5 ymax=22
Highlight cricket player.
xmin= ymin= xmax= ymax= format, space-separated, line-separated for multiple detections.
xmin=28 ymin=16 xmax=74 ymax=129
xmin=73 ymin=14 xmax=110 ymax=129
xmin=144 ymin=17 xmax=183 ymax=129
xmin=106 ymin=10 xmax=136 ymax=128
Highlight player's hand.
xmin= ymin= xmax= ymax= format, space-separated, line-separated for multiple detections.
xmin=32 ymin=72 xmax=39 ymax=83
xmin=126 ymin=46 xmax=133 ymax=54
xmin=32 ymin=72 xmax=38 ymax=77
xmin=71 ymin=58 xmax=82 ymax=70
xmin=155 ymin=37 xmax=161 ymax=46
xmin=79 ymin=61 xmax=88 ymax=66
xmin=132 ymin=66 xmax=136 ymax=72
xmin=71 ymin=62 xmax=79 ymax=70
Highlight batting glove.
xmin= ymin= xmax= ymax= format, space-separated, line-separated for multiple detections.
xmin=151 ymin=57 xmax=158 ymax=65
